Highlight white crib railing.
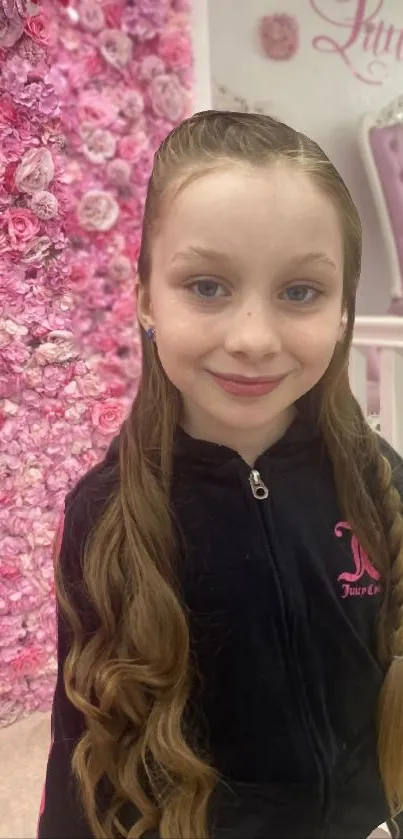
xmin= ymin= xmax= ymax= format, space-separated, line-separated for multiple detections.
xmin=351 ymin=316 xmax=403 ymax=456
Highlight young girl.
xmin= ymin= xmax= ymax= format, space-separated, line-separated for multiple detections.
xmin=38 ymin=111 xmax=403 ymax=839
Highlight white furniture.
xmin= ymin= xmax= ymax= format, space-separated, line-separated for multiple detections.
xmin=351 ymin=316 xmax=403 ymax=456
xmin=359 ymin=97 xmax=403 ymax=301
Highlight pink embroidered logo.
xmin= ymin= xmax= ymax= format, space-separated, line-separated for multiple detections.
xmin=335 ymin=521 xmax=381 ymax=599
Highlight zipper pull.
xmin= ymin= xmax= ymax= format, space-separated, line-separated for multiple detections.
xmin=249 ymin=469 xmax=269 ymax=500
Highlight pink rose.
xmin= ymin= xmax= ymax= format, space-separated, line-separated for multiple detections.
xmin=158 ymin=29 xmax=192 ymax=71
xmin=14 ymin=148 xmax=55 ymax=194
xmin=108 ymin=254 xmax=132 ymax=282
xmin=11 ymin=645 xmax=45 ymax=675
xmin=103 ymin=2 xmax=122 ymax=28
xmin=118 ymin=131 xmax=148 ymax=162
xmin=139 ymin=54 xmax=165 ymax=81
xmin=79 ymin=0 xmax=105 ymax=32
xmin=24 ymin=10 xmax=57 ymax=47
xmin=151 ymin=74 xmax=187 ymax=122
xmin=123 ymin=0 xmax=169 ymax=41
xmin=112 ymin=295 xmax=135 ymax=323
xmin=98 ymin=28 xmax=132 ymax=70
xmin=5 ymin=208 xmax=40 ymax=248
xmin=92 ymin=399 xmax=125 ymax=434
xmin=132 ymin=149 xmax=154 ymax=186
xmin=0 ymin=97 xmax=18 ymax=126
xmin=151 ymin=117 xmax=174 ymax=148
xmin=0 ymin=562 xmax=21 ymax=581
xmin=0 ymin=8 xmax=24 ymax=47
xmin=91 ymin=333 xmax=120 ymax=354
xmin=77 ymin=190 xmax=119 ymax=232
xmin=106 ymin=158 xmax=131 ymax=187
xmin=121 ymin=89 xmax=144 ymax=120
xmin=77 ymin=91 xmax=118 ymax=126
xmin=81 ymin=127 xmax=117 ymax=165
xmin=259 ymin=14 xmax=299 ymax=61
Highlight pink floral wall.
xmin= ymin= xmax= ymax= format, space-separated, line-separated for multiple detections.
xmin=0 ymin=0 xmax=192 ymax=727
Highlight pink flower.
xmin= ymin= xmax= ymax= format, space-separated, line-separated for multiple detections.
xmin=77 ymin=90 xmax=118 ymax=126
xmin=118 ymin=131 xmax=148 ymax=162
xmin=17 ymin=32 xmax=45 ymax=64
xmin=112 ymin=294 xmax=135 ymax=323
xmin=139 ymin=54 xmax=165 ymax=80
xmin=5 ymin=208 xmax=40 ymax=248
xmin=259 ymin=14 xmax=299 ymax=61
xmin=150 ymin=73 xmax=187 ymax=122
xmin=103 ymin=2 xmax=122 ymax=28
xmin=151 ymin=117 xmax=174 ymax=148
xmin=21 ymin=235 xmax=52 ymax=263
xmin=24 ymin=10 xmax=57 ymax=48
xmin=79 ymin=0 xmax=105 ymax=32
xmin=14 ymin=148 xmax=55 ymax=194
xmin=98 ymin=28 xmax=132 ymax=70
xmin=123 ymin=0 xmax=169 ymax=41
xmin=77 ymin=190 xmax=119 ymax=232
xmin=29 ymin=190 xmax=59 ymax=220
xmin=5 ymin=0 xmax=35 ymax=16
xmin=121 ymin=89 xmax=144 ymax=120
xmin=131 ymin=149 xmax=154 ymax=186
xmin=0 ymin=96 xmax=18 ymax=126
xmin=11 ymin=644 xmax=45 ymax=675
xmin=81 ymin=127 xmax=117 ymax=165
xmin=0 ymin=8 xmax=24 ymax=48
xmin=92 ymin=398 xmax=125 ymax=434
xmin=108 ymin=254 xmax=132 ymax=282
xmin=0 ymin=562 xmax=21 ymax=581
xmin=106 ymin=158 xmax=131 ymax=187
xmin=158 ymin=29 xmax=192 ymax=71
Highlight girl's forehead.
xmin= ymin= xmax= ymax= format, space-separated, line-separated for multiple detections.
xmin=151 ymin=165 xmax=344 ymax=275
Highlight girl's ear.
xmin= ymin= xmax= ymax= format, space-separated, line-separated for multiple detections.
xmin=136 ymin=278 xmax=154 ymax=333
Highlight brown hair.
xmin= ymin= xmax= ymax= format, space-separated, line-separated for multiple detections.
xmin=57 ymin=111 xmax=403 ymax=837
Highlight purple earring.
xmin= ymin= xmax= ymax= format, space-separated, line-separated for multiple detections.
xmin=146 ymin=327 xmax=155 ymax=341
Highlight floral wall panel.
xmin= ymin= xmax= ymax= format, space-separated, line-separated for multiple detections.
xmin=0 ymin=0 xmax=192 ymax=727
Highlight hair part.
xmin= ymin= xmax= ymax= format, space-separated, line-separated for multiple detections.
xmin=56 ymin=111 xmax=403 ymax=837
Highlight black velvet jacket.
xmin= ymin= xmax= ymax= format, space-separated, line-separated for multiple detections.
xmin=38 ymin=415 xmax=403 ymax=839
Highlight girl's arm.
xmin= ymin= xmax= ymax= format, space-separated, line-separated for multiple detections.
xmin=37 ymin=500 xmax=93 ymax=839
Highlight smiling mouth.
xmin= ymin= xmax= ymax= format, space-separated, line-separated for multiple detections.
xmin=210 ymin=372 xmax=287 ymax=383
xmin=208 ymin=371 xmax=288 ymax=398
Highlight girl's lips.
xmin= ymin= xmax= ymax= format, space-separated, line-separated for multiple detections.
xmin=209 ymin=372 xmax=287 ymax=397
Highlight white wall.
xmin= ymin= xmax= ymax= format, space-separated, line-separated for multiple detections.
xmin=190 ymin=0 xmax=403 ymax=315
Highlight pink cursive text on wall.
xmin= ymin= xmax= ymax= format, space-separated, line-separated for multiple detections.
xmin=309 ymin=0 xmax=403 ymax=85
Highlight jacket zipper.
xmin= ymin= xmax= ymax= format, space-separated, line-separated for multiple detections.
xmin=249 ymin=469 xmax=269 ymax=500
xmin=247 ymin=465 xmax=328 ymax=816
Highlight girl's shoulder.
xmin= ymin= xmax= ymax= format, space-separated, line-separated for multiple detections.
xmin=58 ymin=434 xmax=121 ymax=591
xmin=377 ymin=435 xmax=403 ymax=490
xmin=65 ymin=433 xmax=120 ymax=511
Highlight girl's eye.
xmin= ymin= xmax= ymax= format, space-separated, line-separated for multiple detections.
xmin=190 ymin=278 xmax=228 ymax=299
xmin=282 ymin=285 xmax=320 ymax=304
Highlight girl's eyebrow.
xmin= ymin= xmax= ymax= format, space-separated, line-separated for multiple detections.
xmin=170 ymin=247 xmax=339 ymax=273
xmin=169 ymin=246 xmax=234 ymax=266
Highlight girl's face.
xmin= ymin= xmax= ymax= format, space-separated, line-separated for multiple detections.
xmin=138 ymin=163 xmax=345 ymax=461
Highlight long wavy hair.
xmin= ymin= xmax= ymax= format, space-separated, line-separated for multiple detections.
xmin=56 ymin=111 xmax=403 ymax=838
